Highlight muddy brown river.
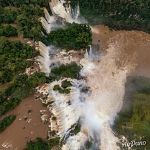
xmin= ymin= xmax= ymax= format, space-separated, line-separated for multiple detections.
xmin=0 ymin=96 xmax=49 ymax=150
xmin=92 ymin=25 xmax=150 ymax=77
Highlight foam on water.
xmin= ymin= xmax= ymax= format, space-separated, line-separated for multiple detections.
xmin=59 ymin=41 xmax=135 ymax=149
xmin=38 ymin=1 xmax=136 ymax=149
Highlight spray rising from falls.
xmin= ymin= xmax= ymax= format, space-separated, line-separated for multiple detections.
xmin=59 ymin=41 xmax=135 ymax=150
xmin=80 ymin=42 xmax=135 ymax=149
xmin=37 ymin=42 xmax=51 ymax=75
xmin=38 ymin=0 xmax=82 ymax=75
xmin=37 ymin=1 xmax=136 ymax=149
xmin=38 ymin=42 xmax=136 ymax=150
xmin=50 ymin=0 xmax=80 ymax=23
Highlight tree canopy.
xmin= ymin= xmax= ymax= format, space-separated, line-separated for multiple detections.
xmin=0 ymin=115 xmax=16 ymax=133
xmin=44 ymin=23 xmax=92 ymax=50
xmin=71 ymin=0 xmax=150 ymax=32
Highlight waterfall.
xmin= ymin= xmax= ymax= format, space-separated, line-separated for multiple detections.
xmin=37 ymin=42 xmax=52 ymax=76
xmin=59 ymin=42 xmax=135 ymax=149
xmin=50 ymin=0 xmax=81 ymax=23
xmin=79 ymin=43 xmax=135 ymax=150
xmin=86 ymin=45 xmax=100 ymax=61
xmin=72 ymin=2 xmax=80 ymax=20
xmin=44 ymin=8 xmax=56 ymax=24
xmin=37 ymin=0 xmax=137 ymax=149
xmin=40 ymin=17 xmax=52 ymax=33
xmin=41 ymin=0 xmax=81 ymax=34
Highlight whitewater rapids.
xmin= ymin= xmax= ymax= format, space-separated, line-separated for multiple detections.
xmin=46 ymin=41 xmax=136 ymax=150
xmin=37 ymin=0 xmax=137 ymax=149
xmin=79 ymin=41 xmax=136 ymax=150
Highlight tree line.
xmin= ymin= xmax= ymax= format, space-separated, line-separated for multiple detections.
xmin=44 ymin=23 xmax=92 ymax=50
xmin=0 ymin=115 xmax=16 ymax=133
xmin=71 ymin=0 xmax=150 ymax=32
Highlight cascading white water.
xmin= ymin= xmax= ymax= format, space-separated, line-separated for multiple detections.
xmin=37 ymin=42 xmax=53 ymax=75
xmin=50 ymin=0 xmax=81 ymax=23
xmin=59 ymin=41 xmax=135 ymax=150
xmin=40 ymin=17 xmax=52 ymax=33
xmin=37 ymin=1 xmax=137 ymax=149
xmin=40 ymin=0 xmax=82 ymax=34
xmin=40 ymin=7 xmax=58 ymax=34
xmin=80 ymin=43 xmax=134 ymax=149
xmin=44 ymin=8 xmax=56 ymax=24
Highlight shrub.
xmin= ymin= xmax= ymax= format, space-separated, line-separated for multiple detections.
xmin=0 ymin=115 xmax=16 ymax=133
xmin=26 ymin=138 xmax=49 ymax=150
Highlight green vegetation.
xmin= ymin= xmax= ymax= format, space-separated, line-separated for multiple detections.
xmin=114 ymin=77 xmax=150 ymax=149
xmin=0 ymin=0 xmax=49 ymax=39
xmin=48 ymin=137 xmax=60 ymax=148
xmin=0 ymin=73 xmax=47 ymax=115
xmin=71 ymin=0 xmax=150 ymax=32
xmin=0 ymin=7 xmax=18 ymax=24
xmin=0 ymin=115 xmax=16 ymax=133
xmin=45 ymin=23 xmax=92 ymax=50
xmin=26 ymin=138 xmax=49 ymax=150
xmin=53 ymin=80 xmax=72 ymax=94
xmin=72 ymin=123 xmax=81 ymax=135
xmin=0 ymin=25 xmax=18 ymax=37
xmin=85 ymin=140 xmax=93 ymax=149
xmin=26 ymin=137 xmax=60 ymax=150
xmin=16 ymin=7 xmax=43 ymax=40
xmin=0 ymin=39 xmax=36 ymax=84
xmin=61 ymin=80 xmax=72 ymax=89
xmin=0 ymin=1 xmax=50 ymax=116
xmin=49 ymin=62 xmax=81 ymax=81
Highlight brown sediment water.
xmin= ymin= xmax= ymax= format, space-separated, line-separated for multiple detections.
xmin=92 ymin=25 xmax=150 ymax=78
xmin=0 ymin=96 xmax=49 ymax=150
xmin=73 ymin=25 xmax=150 ymax=149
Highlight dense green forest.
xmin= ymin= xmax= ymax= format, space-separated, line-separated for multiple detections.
xmin=114 ymin=77 xmax=150 ymax=149
xmin=0 ymin=0 xmax=49 ymax=40
xmin=0 ymin=25 xmax=18 ymax=37
xmin=0 ymin=39 xmax=36 ymax=83
xmin=0 ymin=0 xmax=50 ymax=117
xmin=71 ymin=0 xmax=150 ymax=32
xmin=44 ymin=23 xmax=92 ymax=50
xmin=0 ymin=115 xmax=16 ymax=132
